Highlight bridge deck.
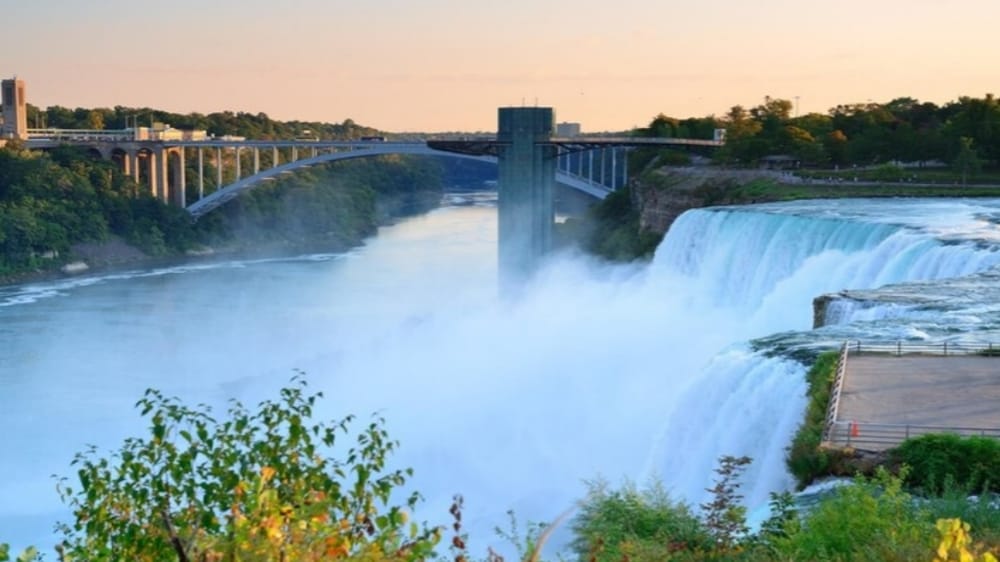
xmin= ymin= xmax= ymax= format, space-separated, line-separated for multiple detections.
xmin=830 ymin=355 xmax=1000 ymax=450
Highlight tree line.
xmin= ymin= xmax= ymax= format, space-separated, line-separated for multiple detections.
xmin=0 ymin=142 xmax=449 ymax=278
xmin=26 ymin=104 xmax=382 ymax=141
xmin=636 ymin=94 xmax=1000 ymax=170
xmin=0 ymin=144 xmax=199 ymax=276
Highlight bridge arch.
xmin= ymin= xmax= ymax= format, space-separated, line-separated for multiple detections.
xmin=185 ymin=144 xmax=609 ymax=218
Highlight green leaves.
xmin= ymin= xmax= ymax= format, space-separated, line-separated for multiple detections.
xmin=570 ymin=478 xmax=710 ymax=561
xmin=0 ymin=544 xmax=40 ymax=562
xmin=56 ymin=376 xmax=440 ymax=561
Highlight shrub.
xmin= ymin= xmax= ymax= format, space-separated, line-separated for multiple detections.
xmin=772 ymin=468 xmax=935 ymax=561
xmin=925 ymin=488 xmax=1000 ymax=551
xmin=891 ymin=434 xmax=1000 ymax=495
xmin=570 ymin=478 xmax=710 ymax=561
xmin=55 ymin=377 xmax=440 ymax=561
xmin=933 ymin=518 xmax=998 ymax=562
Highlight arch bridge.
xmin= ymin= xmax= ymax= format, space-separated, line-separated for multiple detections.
xmin=25 ymin=107 xmax=722 ymax=284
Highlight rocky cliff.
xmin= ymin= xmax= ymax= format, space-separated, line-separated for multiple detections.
xmin=632 ymin=168 xmax=787 ymax=235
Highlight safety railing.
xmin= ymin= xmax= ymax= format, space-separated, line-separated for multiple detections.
xmin=826 ymin=421 xmax=1000 ymax=451
xmin=26 ymin=128 xmax=135 ymax=141
xmin=820 ymin=342 xmax=851 ymax=444
xmin=846 ymin=340 xmax=1000 ymax=357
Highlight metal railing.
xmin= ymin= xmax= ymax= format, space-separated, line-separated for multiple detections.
xmin=820 ymin=342 xmax=850 ymax=444
xmin=26 ymin=128 xmax=135 ymax=141
xmin=827 ymin=421 xmax=1000 ymax=451
xmin=847 ymin=340 xmax=1000 ymax=357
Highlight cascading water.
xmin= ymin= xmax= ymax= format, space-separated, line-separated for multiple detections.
xmin=4 ymin=196 xmax=1000 ymax=557
xmin=630 ymin=200 xmax=1000 ymax=515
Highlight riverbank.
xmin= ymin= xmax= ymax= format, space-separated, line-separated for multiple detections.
xmin=0 ymin=234 xmax=376 ymax=289
xmin=0 ymin=189 xmax=448 ymax=289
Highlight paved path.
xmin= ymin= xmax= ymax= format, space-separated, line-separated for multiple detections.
xmin=831 ymin=355 xmax=1000 ymax=450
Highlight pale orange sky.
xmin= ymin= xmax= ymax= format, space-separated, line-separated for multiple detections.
xmin=3 ymin=0 xmax=998 ymax=132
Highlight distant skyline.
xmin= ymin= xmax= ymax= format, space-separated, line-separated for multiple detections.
xmin=4 ymin=0 xmax=999 ymax=132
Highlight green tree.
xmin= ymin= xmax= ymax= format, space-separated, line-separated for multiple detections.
xmin=700 ymin=454 xmax=751 ymax=550
xmin=87 ymin=110 xmax=106 ymax=130
xmin=55 ymin=378 xmax=440 ymax=561
xmin=954 ymin=136 xmax=982 ymax=185
xmin=717 ymin=105 xmax=764 ymax=164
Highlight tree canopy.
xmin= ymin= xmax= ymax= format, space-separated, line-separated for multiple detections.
xmin=637 ymin=94 xmax=1000 ymax=170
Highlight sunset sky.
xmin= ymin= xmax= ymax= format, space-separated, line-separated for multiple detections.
xmin=4 ymin=0 xmax=998 ymax=133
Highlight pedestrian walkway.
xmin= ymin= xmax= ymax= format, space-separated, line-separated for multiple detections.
xmin=823 ymin=345 xmax=1000 ymax=451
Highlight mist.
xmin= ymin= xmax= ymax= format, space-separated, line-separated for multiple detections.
xmin=5 ymin=196 xmax=1000 ymax=557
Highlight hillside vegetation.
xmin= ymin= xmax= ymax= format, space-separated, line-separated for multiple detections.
xmin=0 ymin=144 xmax=453 ymax=280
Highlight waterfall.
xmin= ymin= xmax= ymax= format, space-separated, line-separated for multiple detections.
xmin=637 ymin=202 xmax=1000 ymax=512
xmin=7 ymin=197 xmax=1000 ymax=557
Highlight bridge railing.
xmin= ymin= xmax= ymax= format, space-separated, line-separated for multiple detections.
xmin=826 ymin=420 xmax=1000 ymax=451
xmin=27 ymin=128 xmax=135 ymax=142
xmin=846 ymin=340 xmax=1000 ymax=357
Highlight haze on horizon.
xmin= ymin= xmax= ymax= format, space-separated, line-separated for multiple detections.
xmin=4 ymin=0 xmax=998 ymax=133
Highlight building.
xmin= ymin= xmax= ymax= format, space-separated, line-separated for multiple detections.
xmin=133 ymin=123 xmax=209 ymax=141
xmin=1 ymin=77 xmax=27 ymax=140
xmin=556 ymin=122 xmax=581 ymax=137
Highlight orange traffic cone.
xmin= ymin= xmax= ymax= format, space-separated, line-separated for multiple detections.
xmin=850 ymin=422 xmax=860 ymax=438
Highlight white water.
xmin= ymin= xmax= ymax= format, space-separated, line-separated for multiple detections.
xmin=4 ymin=196 xmax=1000 ymax=556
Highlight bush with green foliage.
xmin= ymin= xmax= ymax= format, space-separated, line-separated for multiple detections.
xmin=923 ymin=487 xmax=1000 ymax=548
xmin=769 ymin=468 xmax=936 ymax=562
xmin=570 ymin=478 xmax=710 ymax=561
xmin=54 ymin=378 xmax=440 ymax=561
xmin=578 ymin=188 xmax=663 ymax=262
xmin=891 ymin=434 xmax=1000 ymax=495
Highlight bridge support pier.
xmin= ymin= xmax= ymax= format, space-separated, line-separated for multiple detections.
xmin=215 ymin=147 xmax=223 ymax=188
xmin=197 ymin=148 xmax=204 ymax=200
xmin=129 ymin=151 xmax=140 ymax=184
xmin=174 ymin=148 xmax=186 ymax=207
xmin=153 ymin=147 xmax=169 ymax=202
xmin=497 ymin=107 xmax=556 ymax=290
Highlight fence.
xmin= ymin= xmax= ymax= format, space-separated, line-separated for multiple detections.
xmin=847 ymin=340 xmax=1000 ymax=357
xmin=820 ymin=342 xmax=850 ymax=444
xmin=826 ymin=421 xmax=1000 ymax=452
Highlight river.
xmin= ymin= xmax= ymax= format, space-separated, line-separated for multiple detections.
xmin=3 ymin=193 xmax=1000 ymax=555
